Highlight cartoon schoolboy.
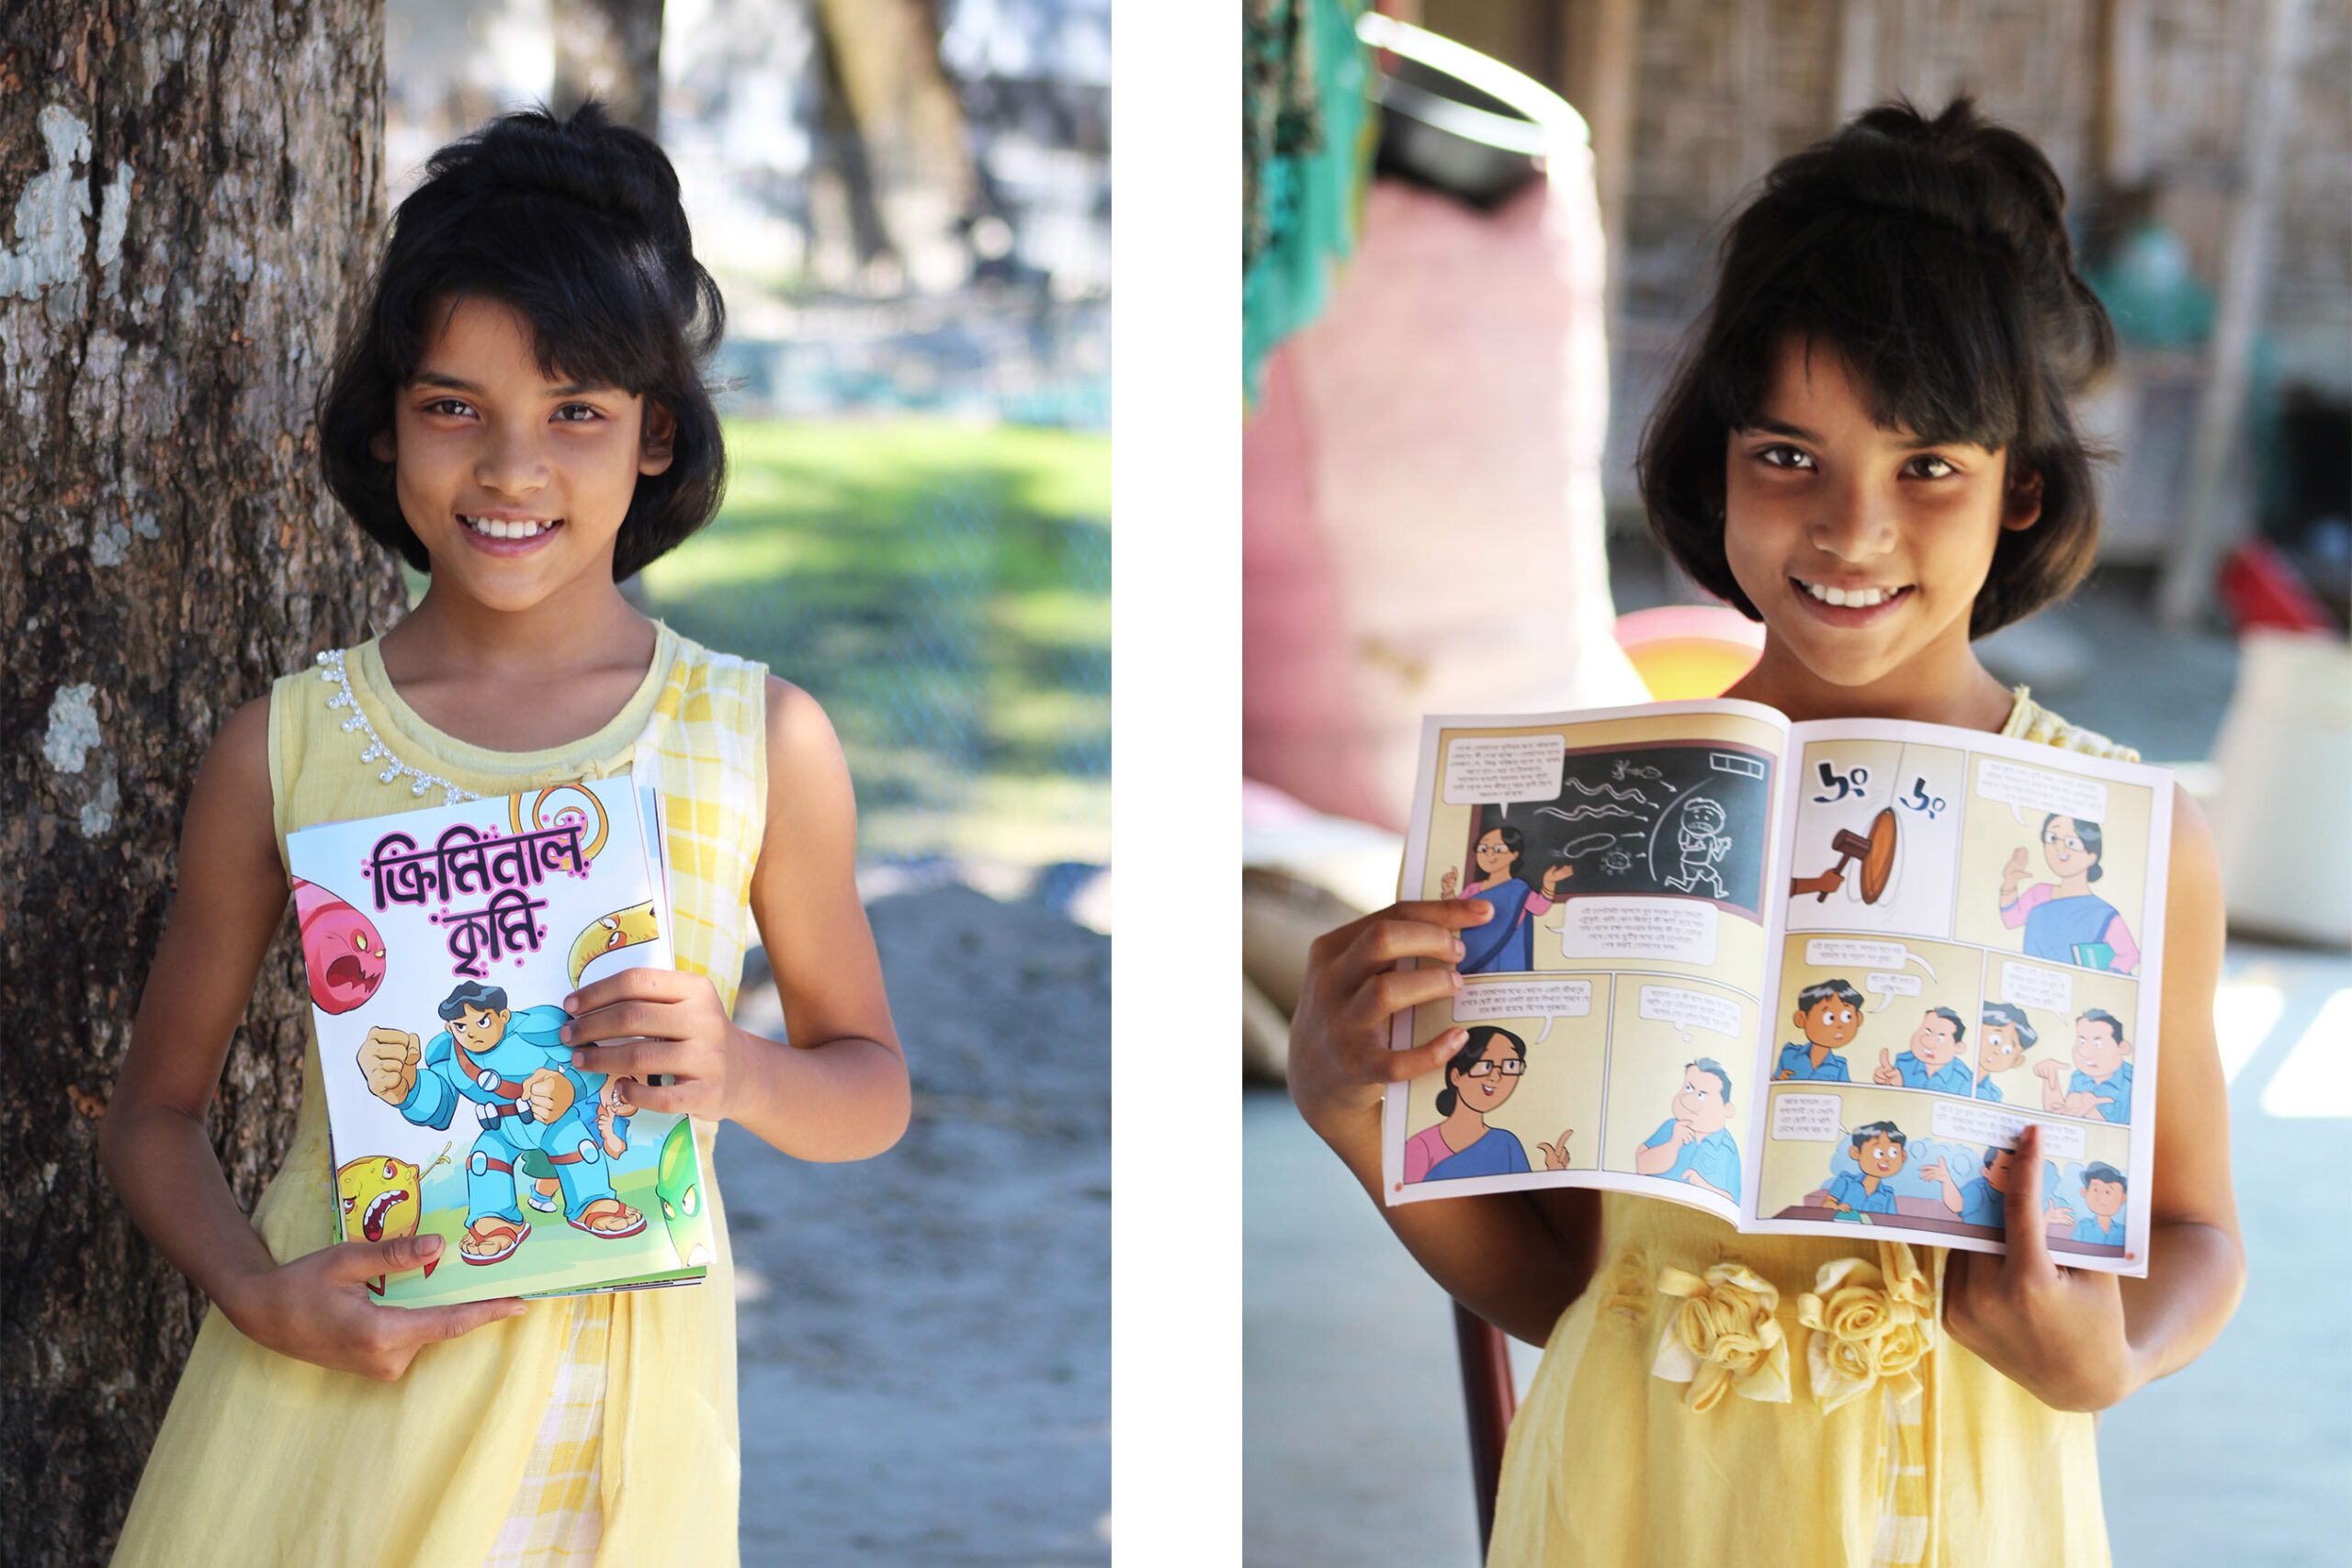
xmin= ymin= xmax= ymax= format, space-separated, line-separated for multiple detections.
xmin=1775 ymin=979 xmax=1861 ymax=1081
xmin=1871 ymin=1006 xmax=1973 ymax=1096
xmin=2049 ymin=1161 xmax=2129 ymax=1245
xmin=1918 ymin=1143 xmax=2017 ymax=1228
xmin=1633 ymin=1060 xmax=1740 ymax=1203
xmin=360 ymin=980 xmax=646 ymax=1264
xmin=2033 ymin=1008 xmax=2133 ymax=1123
xmin=1973 ymin=1002 xmax=2038 ymax=1103
xmin=1820 ymin=1121 xmax=1908 ymax=1215
xmin=526 ymin=1076 xmax=634 ymax=1213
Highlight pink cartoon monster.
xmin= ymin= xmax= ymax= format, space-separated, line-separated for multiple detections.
xmin=292 ymin=877 xmax=388 ymax=1014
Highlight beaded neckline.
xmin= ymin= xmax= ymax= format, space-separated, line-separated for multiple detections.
xmin=315 ymin=649 xmax=482 ymax=804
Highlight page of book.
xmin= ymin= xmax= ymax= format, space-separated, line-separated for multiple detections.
xmin=1744 ymin=718 xmax=2170 ymax=1277
xmin=288 ymin=775 xmax=716 ymax=1308
xmin=1383 ymin=702 xmax=1791 ymax=1224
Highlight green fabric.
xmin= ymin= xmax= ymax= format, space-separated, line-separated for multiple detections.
xmin=1243 ymin=0 xmax=1374 ymax=402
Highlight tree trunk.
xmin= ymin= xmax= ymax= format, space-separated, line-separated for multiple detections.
xmin=550 ymin=0 xmax=665 ymax=138
xmin=0 ymin=5 xmax=400 ymax=1562
xmin=811 ymin=0 xmax=978 ymax=293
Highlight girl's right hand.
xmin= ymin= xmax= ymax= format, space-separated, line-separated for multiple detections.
xmin=1287 ymin=898 xmax=1492 ymax=1135
xmin=225 ymin=1234 xmax=526 ymax=1382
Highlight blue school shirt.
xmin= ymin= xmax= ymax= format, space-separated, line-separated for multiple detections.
xmin=1775 ymin=1042 xmax=1850 ymax=1082
xmin=1891 ymin=1050 xmax=1974 ymax=1097
xmin=1957 ymin=1177 xmax=2005 ymax=1227
xmin=1973 ymin=1075 xmax=2004 ymax=1103
xmin=2069 ymin=1063 xmax=2132 ymax=1122
xmin=1824 ymin=1169 xmax=1898 ymax=1215
xmin=1643 ymin=1121 xmax=1741 ymax=1203
xmin=2072 ymin=1207 xmax=2127 ymax=1246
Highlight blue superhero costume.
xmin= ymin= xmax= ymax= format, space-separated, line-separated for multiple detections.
xmin=394 ymin=1003 xmax=635 ymax=1234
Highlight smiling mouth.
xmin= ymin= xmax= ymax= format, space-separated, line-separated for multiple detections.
xmin=460 ymin=514 xmax=563 ymax=542
xmin=1796 ymin=578 xmax=1913 ymax=609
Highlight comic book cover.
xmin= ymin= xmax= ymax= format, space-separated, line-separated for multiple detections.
xmin=287 ymin=776 xmax=717 ymax=1307
xmin=1383 ymin=701 xmax=2171 ymax=1278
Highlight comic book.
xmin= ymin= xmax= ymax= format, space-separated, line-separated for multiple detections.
xmin=287 ymin=775 xmax=717 ymax=1307
xmin=1384 ymin=700 xmax=2173 ymax=1277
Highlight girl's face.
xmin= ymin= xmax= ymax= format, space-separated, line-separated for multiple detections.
xmin=2041 ymin=817 xmax=2097 ymax=878
xmin=1474 ymin=830 xmax=1517 ymax=877
xmin=1451 ymin=1041 xmax=1524 ymax=1113
xmin=1723 ymin=337 xmax=2041 ymax=694
xmin=373 ymin=295 xmax=675 ymax=613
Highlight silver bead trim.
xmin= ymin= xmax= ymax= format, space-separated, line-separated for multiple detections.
xmin=315 ymin=649 xmax=481 ymax=804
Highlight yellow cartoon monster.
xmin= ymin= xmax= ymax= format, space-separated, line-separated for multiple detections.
xmin=336 ymin=1146 xmax=450 ymax=1295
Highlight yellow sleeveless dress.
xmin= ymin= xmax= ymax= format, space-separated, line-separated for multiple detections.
xmin=1487 ymin=690 xmax=2137 ymax=1568
xmin=112 ymin=624 xmax=765 ymax=1568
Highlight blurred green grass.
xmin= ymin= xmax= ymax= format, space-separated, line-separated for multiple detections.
xmin=641 ymin=418 xmax=1111 ymax=866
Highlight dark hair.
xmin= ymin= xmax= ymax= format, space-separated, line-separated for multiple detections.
xmin=439 ymin=981 xmax=510 ymax=1020
xmin=2042 ymin=813 xmax=2105 ymax=881
xmin=1686 ymin=1057 xmax=1733 ymax=1104
xmin=1435 ymin=1025 xmax=1526 ymax=1115
xmin=1474 ymin=823 xmax=1526 ymax=880
xmin=2082 ymin=1161 xmax=2127 ymax=1190
xmin=1849 ymin=1119 xmax=1907 ymax=1153
xmin=1982 ymin=1144 xmax=2011 ymax=1166
xmin=2078 ymin=1007 xmax=2127 ymax=1044
xmin=1796 ymin=978 xmax=1864 ymax=1012
xmin=319 ymin=102 xmax=727 ymax=582
xmin=1637 ymin=97 xmax=2113 ymax=637
xmin=1980 ymin=1000 xmax=2038 ymax=1050
xmin=1925 ymin=1005 xmax=1966 ymax=1043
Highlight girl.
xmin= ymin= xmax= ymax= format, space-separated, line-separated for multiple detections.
xmin=1439 ymin=825 xmax=1574 ymax=974
xmin=100 ymin=105 xmax=908 ymax=1567
xmin=1288 ymin=99 xmax=2241 ymax=1565
xmin=2000 ymin=811 xmax=2139 ymax=971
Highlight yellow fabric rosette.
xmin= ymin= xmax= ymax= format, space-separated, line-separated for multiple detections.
xmin=1794 ymin=1243 xmax=1937 ymax=1415
xmin=1649 ymin=1262 xmax=1792 ymax=1412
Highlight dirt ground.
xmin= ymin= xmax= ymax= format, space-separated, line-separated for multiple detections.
xmin=719 ymin=884 xmax=1111 ymax=1566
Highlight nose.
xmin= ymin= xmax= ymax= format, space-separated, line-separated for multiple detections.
xmin=1807 ymin=472 xmax=1898 ymax=563
xmin=474 ymin=418 xmax=550 ymax=499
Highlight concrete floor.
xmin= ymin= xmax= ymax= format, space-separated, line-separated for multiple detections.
xmin=722 ymin=886 xmax=1110 ymax=1566
xmin=1244 ymin=938 xmax=2352 ymax=1566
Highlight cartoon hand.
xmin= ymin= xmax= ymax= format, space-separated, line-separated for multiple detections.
xmin=1776 ymin=1067 xmax=1795 ymax=1081
xmin=1541 ymin=863 xmax=1573 ymax=896
xmin=359 ymin=1028 xmax=420 ymax=1106
xmin=2000 ymin=846 xmax=2030 ymax=896
xmin=2033 ymin=1060 xmax=2065 ymax=1085
xmin=2044 ymin=1202 xmax=2074 ymax=1226
xmin=1825 ymin=1195 xmax=1850 ymax=1213
xmin=1538 ymin=1130 xmax=1573 ymax=1169
xmin=1672 ymin=1121 xmax=1700 ymax=1146
xmin=524 ymin=1068 xmax=575 ymax=1125
xmin=1441 ymin=867 xmax=1459 ymax=899
xmin=1872 ymin=1048 xmax=1900 ymax=1087
xmin=1918 ymin=1162 xmax=1949 ymax=1184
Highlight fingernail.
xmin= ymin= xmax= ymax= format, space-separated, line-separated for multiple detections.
xmin=1450 ymin=970 xmax=1464 ymax=990
xmin=507 ymin=1303 xmax=528 ymax=1318
xmin=563 ymin=995 xmax=579 ymax=1012
xmin=560 ymin=1025 xmax=574 ymax=1042
xmin=419 ymin=1235 xmax=443 ymax=1258
xmin=1470 ymin=902 xmax=1492 ymax=919
xmin=1452 ymin=938 xmax=1464 ymax=959
xmin=571 ymin=1051 xmax=587 ymax=1066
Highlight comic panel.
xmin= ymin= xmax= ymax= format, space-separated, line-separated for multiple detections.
xmin=1980 ymin=957 xmax=2143 ymax=1125
xmin=1784 ymin=738 xmax=1968 ymax=940
xmin=1755 ymin=1083 xmax=2134 ymax=1258
xmin=1599 ymin=976 xmax=1758 ymax=1209
xmin=1395 ymin=982 xmax=1610 ymax=1191
xmin=1417 ymin=711 xmax=1781 ymax=987
xmin=1952 ymin=750 xmax=2158 ymax=976
xmin=1772 ymin=932 xmax=1986 ymax=1096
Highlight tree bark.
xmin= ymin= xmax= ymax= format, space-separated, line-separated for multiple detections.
xmin=811 ymin=0 xmax=978 ymax=292
xmin=550 ymin=0 xmax=664 ymax=138
xmin=0 ymin=5 xmax=400 ymax=1563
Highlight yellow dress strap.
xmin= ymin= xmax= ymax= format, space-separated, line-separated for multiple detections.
xmin=2000 ymin=685 xmax=2142 ymax=762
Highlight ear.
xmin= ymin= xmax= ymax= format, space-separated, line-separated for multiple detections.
xmin=369 ymin=425 xmax=396 ymax=464
xmin=2001 ymin=459 xmax=2044 ymax=532
xmin=639 ymin=400 xmax=677 ymax=478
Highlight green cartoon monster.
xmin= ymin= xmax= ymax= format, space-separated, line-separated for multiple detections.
xmin=656 ymin=1118 xmax=712 ymax=1267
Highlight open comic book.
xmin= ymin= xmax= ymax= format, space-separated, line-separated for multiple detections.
xmin=1384 ymin=700 xmax=2172 ymax=1277
xmin=287 ymin=775 xmax=717 ymax=1308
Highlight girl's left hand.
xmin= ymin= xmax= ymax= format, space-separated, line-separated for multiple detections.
xmin=562 ymin=968 xmax=748 ymax=1120
xmin=1942 ymin=1125 xmax=2135 ymax=1412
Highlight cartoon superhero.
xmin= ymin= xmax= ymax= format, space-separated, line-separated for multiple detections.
xmin=335 ymin=1145 xmax=449 ymax=1294
xmin=525 ymin=1077 xmax=633 ymax=1213
xmin=654 ymin=1117 xmax=713 ymax=1268
xmin=359 ymin=980 xmax=645 ymax=1265
xmin=567 ymin=900 xmax=661 ymax=987
xmin=294 ymin=877 xmax=388 ymax=1015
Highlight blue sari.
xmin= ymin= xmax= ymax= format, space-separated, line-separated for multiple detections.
xmin=1460 ymin=877 xmax=1536 ymax=974
xmin=1425 ymin=1125 xmax=1532 ymax=1180
xmin=2023 ymin=893 xmax=2122 ymax=968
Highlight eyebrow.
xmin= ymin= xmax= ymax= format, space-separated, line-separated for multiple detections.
xmin=413 ymin=371 xmax=602 ymax=397
xmin=1745 ymin=417 xmax=1946 ymax=451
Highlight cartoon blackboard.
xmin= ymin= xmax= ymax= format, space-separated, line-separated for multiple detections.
xmin=1461 ymin=741 xmax=1774 ymax=919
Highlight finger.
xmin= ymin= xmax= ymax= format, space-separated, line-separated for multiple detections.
xmin=1880 ymin=1049 xmax=1892 ymax=1067
xmin=1381 ymin=1028 xmax=1467 ymax=1084
xmin=1389 ymin=898 xmax=1497 ymax=931
xmin=1348 ymin=965 xmax=1464 ymax=1031
xmin=613 ymin=1076 xmax=700 ymax=1114
xmin=573 ymin=1041 xmax=688 ymax=1082
xmin=564 ymin=966 xmax=691 ymax=1016
xmin=334 ymin=1232 xmax=445 ymax=1282
xmin=2002 ymin=1127 xmax=2057 ymax=1280
xmin=564 ymin=999 xmax=686 ymax=1045
xmin=409 ymin=1295 xmax=531 ymax=1344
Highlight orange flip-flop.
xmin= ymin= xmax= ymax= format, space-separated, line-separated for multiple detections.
xmin=458 ymin=1216 xmax=531 ymax=1265
xmin=566 ymin=1200 xmax=646 ymax=1240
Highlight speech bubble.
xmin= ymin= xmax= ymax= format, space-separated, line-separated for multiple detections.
xmin=1451 ymin=978 xmax=1593 ymax=1025
xmin=1929 ymin=1100 xmax=2089 ymax=1162
xmin=1771 ymin=1092 xmax=1843 ymax=1141
xmin=1442 ymin=735 xmax=1567 ymax=807
xmin=1563 ymin=897 xmax=1718 ymax=965
xmin=1863 ymin=971 xmax=1923 ymax=1012
xmin=2002 ymin=961 xmax=2074 ymax=1017
xmin=1638 ymin=984 xmax=1743 ymax=1042
xmin=1804 ymin=938 xmax=1938 ymax=980
xmin=1979 ymin=757 xmax=2109 ymax=828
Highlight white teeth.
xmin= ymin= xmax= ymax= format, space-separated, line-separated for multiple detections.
xmin=464 ymin=515 xmax=554 ymax=540
xmin=1804 ymin=581 xmax=1895 ymax=608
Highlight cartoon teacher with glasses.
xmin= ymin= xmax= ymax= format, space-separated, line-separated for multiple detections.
xmin=1403 ymin=1026 xmax=1573 ymax=1182
xmin=1996 ymin=813 xmax=2139 ymax=973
